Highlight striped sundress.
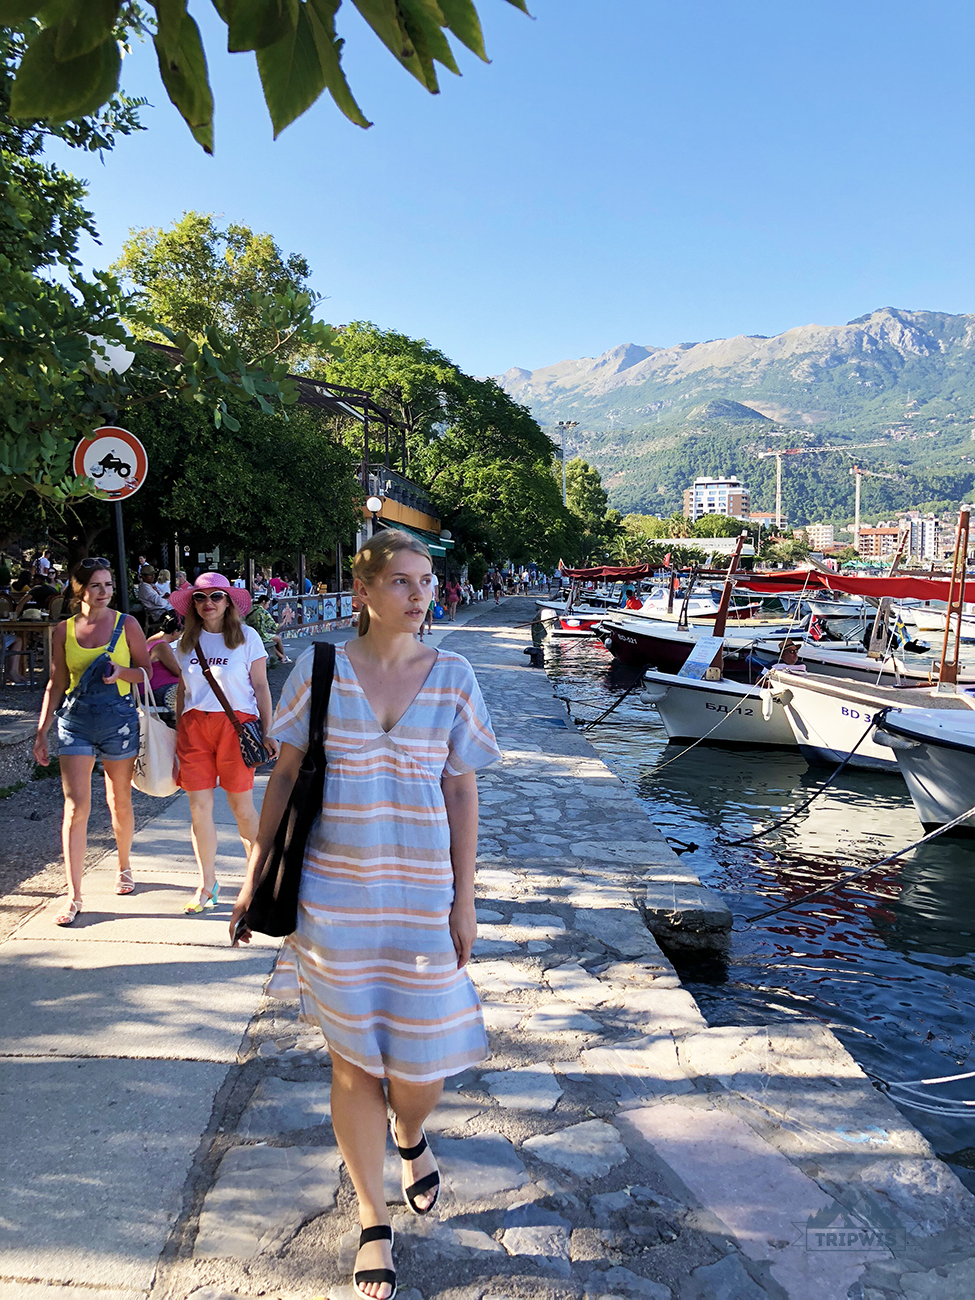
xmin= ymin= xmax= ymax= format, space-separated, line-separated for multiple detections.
xmin=267 ymin=644 xmax=501 ymax=1082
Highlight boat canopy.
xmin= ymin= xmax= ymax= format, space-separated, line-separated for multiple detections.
xmin=734 ymin=569 xmax=965 ymax=601
xmin=560 ymin=564 xmax=651 ymax=580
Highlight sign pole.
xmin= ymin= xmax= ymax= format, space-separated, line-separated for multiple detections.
xmin=112 ymin=500 xmax=131 ymax=614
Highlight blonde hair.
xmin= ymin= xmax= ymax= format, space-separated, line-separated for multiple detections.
xmin=353 ymin=530 xmax=433 ymax=636
xmin=178 ymin=594 xmax=246 ymax=652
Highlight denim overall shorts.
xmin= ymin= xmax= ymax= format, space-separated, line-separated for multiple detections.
xmin=56 ymin=620 xmax=140 ymax=761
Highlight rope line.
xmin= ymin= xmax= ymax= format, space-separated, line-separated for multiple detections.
xmin=724 ymin=714 xmax=878 ymax=846
xmin=738 ymin=798 xmax=975 ymax=927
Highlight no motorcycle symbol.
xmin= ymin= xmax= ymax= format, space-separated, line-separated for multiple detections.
xmin=73 ymin=427 xmax=148 ymax=500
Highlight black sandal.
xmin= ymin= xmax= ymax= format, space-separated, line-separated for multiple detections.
xmin=390 ymin=1119 xmax=441 ymax=1215
xmin=353 ymin=1224 xmax=396 ymax=1300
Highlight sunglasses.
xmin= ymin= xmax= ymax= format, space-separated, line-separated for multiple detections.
xmin=78 ymin=557 xmax=111 ymax=570
xmin=193 ymin=591 xmax=228 ymax=604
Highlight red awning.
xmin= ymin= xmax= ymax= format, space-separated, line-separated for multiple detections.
xmin=561 ymin=564 xmax=651 ymax=580
xmin=735 ymin=569 xmax=964 ymax=601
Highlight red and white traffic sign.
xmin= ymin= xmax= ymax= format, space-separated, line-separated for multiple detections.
xmin=73 ymin=427 xmax=148 ymax=500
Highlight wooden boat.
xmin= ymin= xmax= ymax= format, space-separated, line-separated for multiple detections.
xmin=641 ymin=669 xmax=795 ymax=747
xmin=764 ymin=667 xmax=975 ymax=771
xmin=875 ymin=709 xmax=975 ymax=832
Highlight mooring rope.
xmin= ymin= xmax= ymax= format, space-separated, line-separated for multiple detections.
xmin=737 ymin=798 xmax=975 ymax=928
xmin=724 ymin=714 xmax=878 ymax=846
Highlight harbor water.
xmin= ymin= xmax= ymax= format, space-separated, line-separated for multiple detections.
xmin=541 ymin=630 xmax=975 ymax=1193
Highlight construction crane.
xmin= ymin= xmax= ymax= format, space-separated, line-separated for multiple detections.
xmin=754 ymin=444 xmax=879 ymax=527
xmin=850 ymin=463 xmax=904 ymax=550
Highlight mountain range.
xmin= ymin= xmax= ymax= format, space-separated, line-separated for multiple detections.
xmin=495 ymin=308 xmax=975 ymax=524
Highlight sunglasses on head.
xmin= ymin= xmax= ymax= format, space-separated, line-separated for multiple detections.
xmin=193 ymin=591 xmax=228 ymax=604
xmin=78 ymin=557 xmax=111 ymax=570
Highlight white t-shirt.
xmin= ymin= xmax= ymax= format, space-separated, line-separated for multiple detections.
xmin=174 ymin=624 xmax=267 ymax=714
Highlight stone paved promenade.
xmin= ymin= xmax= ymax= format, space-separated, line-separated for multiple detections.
xmin=1 ymin=601 xmax=973 ymax=1300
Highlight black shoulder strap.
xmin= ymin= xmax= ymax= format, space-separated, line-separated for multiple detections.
xmin=307 ymin=642 xmax=336 ymax=760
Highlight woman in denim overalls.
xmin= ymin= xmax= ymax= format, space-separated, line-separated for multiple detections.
xmin=34 ymin=560 xmax=150 ymax=926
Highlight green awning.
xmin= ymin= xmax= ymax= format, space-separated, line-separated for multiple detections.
xmin=380 ymin=519 xmax=453 ymax=556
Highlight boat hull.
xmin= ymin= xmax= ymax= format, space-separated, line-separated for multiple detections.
xmin=643 ymin=672 xmax=795 ymax=747
xmin=767 ymin=670 xmax=900 ymax=771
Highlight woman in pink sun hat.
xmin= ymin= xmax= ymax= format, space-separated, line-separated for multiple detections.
xmin=169 ymin=573 xmax=277 ymax=913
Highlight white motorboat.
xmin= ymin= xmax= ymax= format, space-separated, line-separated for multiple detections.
xmin=765 ymin=667 xmax=975 ymax=771
xmin=873 ymin=709 xmax=975 ymax=833
xmin=895 ymin=601 xmax=975 ymax=640
xmin=634 ymin=585 xmax=760 ymax=623
xmin=641 ymin=669 xmax=795 ymax=747
xmin=782 ymin=640 xmax=973 ymax=684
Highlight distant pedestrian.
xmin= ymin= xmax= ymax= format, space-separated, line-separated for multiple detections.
xmin=169 ymin=574 xmax=277 ymax=914
xmin=491 ymin=570 xmax=503 ymax=605
xmin=155 ymin=568 xmax=172 ymax=597
xmin=230 ymin=529 xmax=501 ymax=1300
xmin=33 ymin=558 xmax=150 ymax=924
xmin=445 ymin=578 xmax=461 ymax=621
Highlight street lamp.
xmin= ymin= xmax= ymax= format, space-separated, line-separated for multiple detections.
xmin=556 ymin=421 xmax=578 ymax=506
xmin=366 ymin=495 xmax=384 ymax=536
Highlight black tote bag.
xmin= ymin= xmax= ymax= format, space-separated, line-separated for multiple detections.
xmin=245 ymin=641 xmax=336 ymax=938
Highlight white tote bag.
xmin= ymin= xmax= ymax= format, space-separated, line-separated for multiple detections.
xmin=132 ymin=669 xmax=179 ymax=797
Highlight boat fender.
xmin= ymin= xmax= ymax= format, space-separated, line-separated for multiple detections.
xmin=640 ymin=688 xmax=669 ymax=705
xmin=873 ymin=728 xmax=920 ymax=751
xmin=761 ymin=690 xmax=775 ymax=721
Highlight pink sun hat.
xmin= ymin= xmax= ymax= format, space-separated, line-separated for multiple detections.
xmin=169 ymin=572 xmax=252 ymax=619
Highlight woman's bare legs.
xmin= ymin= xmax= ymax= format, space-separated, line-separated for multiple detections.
xmin=226 ymin=788 xmax=259 ymax=858
xmin=388 ymin=1074 xmax=444 ymax=1211
xmin=103 ymin=757 xmax=136 ymax=878
xmin=186 ymin=788 xmax=218 ymax=902
xmin=58 ymin=754 xmax=95 ymax=913
xmin=329 ymin=1052 xmax=395 ymax=1299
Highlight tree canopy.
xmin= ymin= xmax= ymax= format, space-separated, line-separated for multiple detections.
xmin=325 ymin=322 xmax=578 ymax=567
xmin=111 ymin=212 xmax=340 ymax=368
xmin=4 ymin=1 xmax=529 ymax=152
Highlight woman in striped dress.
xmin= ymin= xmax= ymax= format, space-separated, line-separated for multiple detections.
xmin=230 ymin=531 xmax=500 ymax=1300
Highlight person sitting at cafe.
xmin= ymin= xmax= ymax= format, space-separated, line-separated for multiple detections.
xmin=137 ymin=566 xmax=169 ymax=627
xmin=245 ymin=594 xmax=292 ymax=665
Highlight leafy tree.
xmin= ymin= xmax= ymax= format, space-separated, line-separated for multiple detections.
xmin=562 ymin=457 xmax=621 ymax=563
xmin=761 ymin=535 xmax=810 ymax=565
xmin=0 ymin=26 xmax=342 ymax=506
xmin=323 ymin=323 xmax=577 ymax=565
xmin=5 ymin=1 xmax=529 ymax=152
xmin=692 ymin=513 xmax=750 ymax=539
xmin=111 ymin=212 xmax=339 ymax=368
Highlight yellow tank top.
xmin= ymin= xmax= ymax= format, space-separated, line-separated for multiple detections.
xmin=65 ymin=613 xmax=132 ymax=697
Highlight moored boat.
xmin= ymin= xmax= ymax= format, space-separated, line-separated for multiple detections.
xmin=764 ymin=667 xmax=975 ymax=771
xmin=874 ymin=709 xmax=975 ymax=833
xmin=641 ymin=669 xmax=795 ymax=747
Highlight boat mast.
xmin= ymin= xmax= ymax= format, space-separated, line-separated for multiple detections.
xmin=936 ymin=506 xmax=970 ymax=688
xmin=710 ymin=533 xmax=748 ymax=673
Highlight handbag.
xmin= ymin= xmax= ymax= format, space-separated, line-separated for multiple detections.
xmin=193 ymin=637 xmax=271 ymax=767
xmin=132 ymin=669 xmax=179 ymax=797
xmin=245 ymin=642 xmax=336 ymax=937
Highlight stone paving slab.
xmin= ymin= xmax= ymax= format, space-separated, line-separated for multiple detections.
xmin=619 ymin=1102 xmax=871 ymax=1300
xmin=0 ymin=938 xmax=275 ymax=1060
xmin=195 ymin=1144 xmax=343 ymax=1257
xmin=0 ymin=1289 xmax=145 ymax=1300
xmin=12 ymin=866 xmax=279 ymax=949
xmin=0 ymin=1057 xmax=227 ymax=1290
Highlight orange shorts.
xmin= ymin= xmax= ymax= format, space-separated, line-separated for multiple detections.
xmin=176 ymin=709 xmax=257 ymax=793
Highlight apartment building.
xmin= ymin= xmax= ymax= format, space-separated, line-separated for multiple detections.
xmin=900 ymin=515 xmax=941 ymax=562
xmin=682 ymin=476 xmax=750 ymax=521
xmin=857 ymin=525 xmax=902 ymax=558
xmin=804 ymin=523 xmax=835 ymax=550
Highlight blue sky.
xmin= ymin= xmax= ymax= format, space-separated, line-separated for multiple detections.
xmin=49 ymin=0 xmax=975 ymax=377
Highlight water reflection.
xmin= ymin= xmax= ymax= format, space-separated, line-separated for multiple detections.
xmin=542 ymin=632 xmax=975 ymax=1191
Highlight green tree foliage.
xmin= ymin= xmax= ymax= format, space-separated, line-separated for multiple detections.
xmin=609 ymin=514 xmax=705 ymax=567
xmin=761 ymin=535 xmax=810 ymax=565
xmin=55 ymin=365 xmax=362 ymax=564
xmin=325 ymin=322 xmax=578 ymax=567
xmin=4 ymin=0 xmax=529 ymax=152
xmin=0 ymin=29 xmax=345 ymax=506
xmin=562 ymin=457 xmax=622 ymax=564
xmin=111 ymin=212 xmax=340 ymax=368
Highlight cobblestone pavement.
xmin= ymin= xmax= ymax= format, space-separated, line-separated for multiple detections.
xmin=4 ymin=602 xmax=973 ymax=1300
xmin=151 ymin=604 xmax=975 ymax=1300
